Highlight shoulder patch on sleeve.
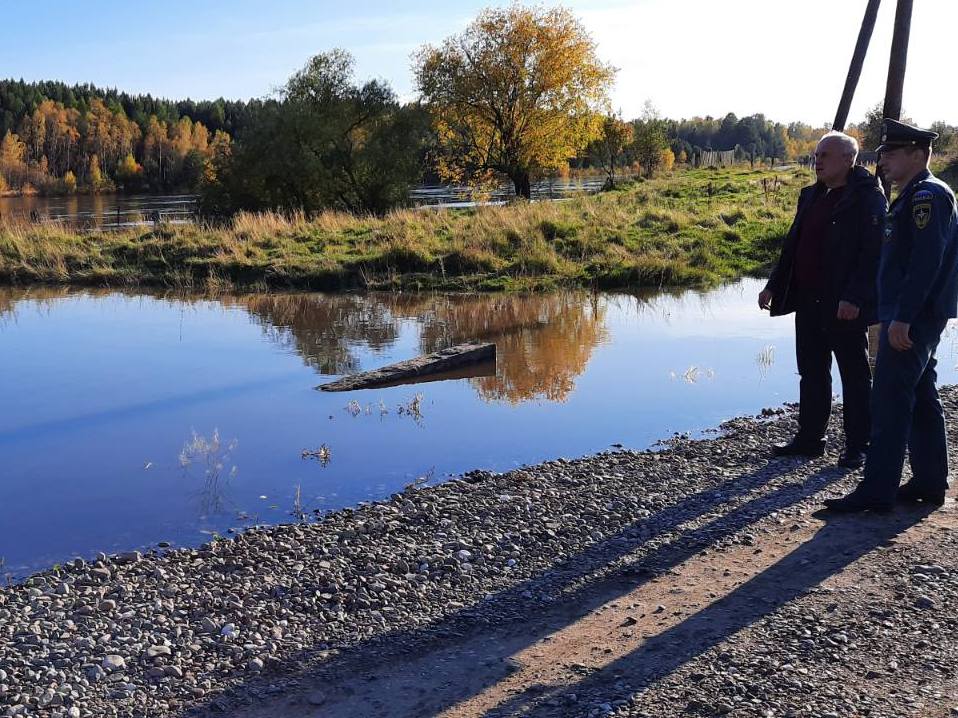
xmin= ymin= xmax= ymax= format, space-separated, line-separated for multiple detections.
xmin=913 ymin=202 xmax=932 ymax=229
xmin=913 ymin=189 xmax=935 ymax=202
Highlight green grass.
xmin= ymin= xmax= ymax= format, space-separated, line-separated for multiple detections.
xmin=0 ymin=165 xmax=809 ymax=293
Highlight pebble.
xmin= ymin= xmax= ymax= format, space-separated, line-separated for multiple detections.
xmin=3 ymin=395 xmax=958 ymax=718
xmin=307 ymin=690 xmax=328 ymax=706
xmin=146 ymin=645 xmax=172 ymax=659
xmin=101 ymin=655 xmax=126 ymax=671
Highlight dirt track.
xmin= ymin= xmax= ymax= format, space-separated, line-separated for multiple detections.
xmin=210 ymin=414 xmax=958 ymax=718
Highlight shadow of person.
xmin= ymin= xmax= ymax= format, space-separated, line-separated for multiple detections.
xmin=487 ymin=504 xmax=937 ymax=718
xmin=184 ymin=461 xmax=861 ymax=718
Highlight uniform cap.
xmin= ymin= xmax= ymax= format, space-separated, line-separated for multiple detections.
xmin=876 ymin=118 xmax=939 ymax=152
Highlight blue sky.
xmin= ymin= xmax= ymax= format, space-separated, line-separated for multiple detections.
xmin=2 ymin=0 xmax=955 ymax=126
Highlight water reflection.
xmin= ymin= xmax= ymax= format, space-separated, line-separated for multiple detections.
xmin=0 ymin=287 xmax=614 ymax=436
xmin=178 ymin=429 xmax=239 ymax=518
xmin=11 ymin=279 xmax=958 ymax=580
xmin=391 ymin=294 xmax=607 ymax=402
xmin=0 ymin=193 xmax=197 ymax=229
xmin=240 ymin=293 xmax=402 ymax=375
xmin=238 ymin=292 xmax=609 ymax=403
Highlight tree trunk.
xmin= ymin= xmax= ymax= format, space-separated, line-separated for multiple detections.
xmin=512 ymin=172 xmax=532 ymax=199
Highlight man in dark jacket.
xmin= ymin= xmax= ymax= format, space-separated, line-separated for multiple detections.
xmin=759 ymin=131 xmax=887 ymax=468
xmin=824 ymin=119 xmax=958 ymax=512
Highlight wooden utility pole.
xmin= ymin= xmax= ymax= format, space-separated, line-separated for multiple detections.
xmin=879 ymin=0 xmax=914 ymax=197
xmin=882 ymin=0 xmax=913 ymax=123
xmin=833 ymin=0 xmax=883 ymax=131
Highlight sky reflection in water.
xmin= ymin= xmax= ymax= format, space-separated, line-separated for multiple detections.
xmin=2 ymin=279 xmax=957 ymax=577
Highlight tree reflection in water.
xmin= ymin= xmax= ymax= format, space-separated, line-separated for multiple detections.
xmin=239 ymin=292 xmax=608 ymax=403
xmin=389 ymin=293 xmax=608 ymax=403
xmin=0 ymin=287 xmax=610 ymax=405
xmin=240 ymin=293 xmax=401 ymax=375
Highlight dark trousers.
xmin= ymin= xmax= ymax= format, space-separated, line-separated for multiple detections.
xmin=794 ymin=301 xmax=871 ymax=449
xmin=858 ymin=319 xmax=949 ymax=503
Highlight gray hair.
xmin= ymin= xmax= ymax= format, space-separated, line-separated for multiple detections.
xmin=819 ymin=131 xmax=859 ymax=161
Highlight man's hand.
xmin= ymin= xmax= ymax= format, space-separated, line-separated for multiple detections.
xmin=758 ymin=288 xmax=773 ymax=311
xmin=888 ymin=320 xmax=913 ymax=351
xmin=836 ymin=301 xmax=860 ymax=321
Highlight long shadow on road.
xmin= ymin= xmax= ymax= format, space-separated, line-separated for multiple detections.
xmin=486 ymin=506 xmax=935 ymax=718
xmin=185 ymin=454 xmax=862 ymax=718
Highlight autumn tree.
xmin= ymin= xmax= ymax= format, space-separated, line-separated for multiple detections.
xmin=630 ymin=102 xmax=669 ymax=177
xmin=0 ymin=130 xmax=26 ymax=167
xmin=857 ymin=102 xmax=913 ymax=153
xmin=115 ymin=153 xmax=143 ymax=190
xmin=930 ymin=121 xmax=956 ymax=154
xmin=197 ymin=130 xmax=233 ymax=211
xmin=0 ymin=130 xmax=27 ymax=189
xmin=588 ymin=114 xmax=633 ymax=189
xmin=659 ymin=148 xmax=675 ymax=173
xmin=0 ymin=84 xmax=219 ymax=194
xmin=414 ymin=6 xmax=615 ymax=198
xmin=205 ymin=130 xmax=232 ymax=183
xmin=203 ymin=50 xmax=426 ymax=215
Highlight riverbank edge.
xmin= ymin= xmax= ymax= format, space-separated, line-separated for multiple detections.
xmin=0 ymin=266 xmax=775 ymax=295
xmin=3 ymin=388 xmax=928 ymax=718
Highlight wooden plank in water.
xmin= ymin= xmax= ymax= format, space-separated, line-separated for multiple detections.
xmin=317 ymin=342 xmax=497 ymax=392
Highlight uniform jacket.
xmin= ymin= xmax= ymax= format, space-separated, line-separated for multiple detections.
xmin=765 ymin=166 xmax=887 ymax=325
xmin=878 ymin=169 xmax=958 ymax=324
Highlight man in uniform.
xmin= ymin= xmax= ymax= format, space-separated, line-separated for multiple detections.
xmin=759 ymin=131 xmax=886 ymax=468
xmin=825 ymin=119 xmax=958 ymax=512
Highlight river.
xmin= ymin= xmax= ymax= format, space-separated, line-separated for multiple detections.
xmin=2 ymin=279 xmax=954 ymax=578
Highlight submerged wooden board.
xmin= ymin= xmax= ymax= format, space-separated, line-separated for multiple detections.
xmin=317 ymin=342 xmax=497 ymax=392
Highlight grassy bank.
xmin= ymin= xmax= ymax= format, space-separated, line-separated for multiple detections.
xmin=0 ymin=166 xmax=807 ymax=292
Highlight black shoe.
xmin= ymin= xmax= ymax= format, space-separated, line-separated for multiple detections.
xmin=822 ymin=493 xmax=894 ymax=514
xmin=896 ymin=482 xmax=947 ymax=506
xmin=837 ymin=447 xmax=867 ymax=469
xmin=772 ymin=438 xmax=825 ymax=458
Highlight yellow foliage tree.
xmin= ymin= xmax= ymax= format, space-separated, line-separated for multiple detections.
xmin=659 ymin=148 xmax=675 ymax=173
xmin=62 ymin=170 xmax=77 ymax=193
xmin=85 ymin=100 xmax=140 ymax=173
xmin=844 ymin=126 xmax=865 ymax=150
xmin=116 ymin=153 xmax=143 ymax=187
xmin=89 ymin=154 xmax=103 ymax=191
xmin=1 ymin=130 xmax=26 ymax=166
xmin=414 ymin=5 xmax=615 ymax=198
xmin=191 ymin=122 xmax=210 ymax=154
xmin=590 ymin=114 xmax=633 ymax=189
xmin=204 ymin=130 xmax=232 ymax=183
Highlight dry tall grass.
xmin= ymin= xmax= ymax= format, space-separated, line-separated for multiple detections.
xmin=0 ymin=166 xmax=808 ymax=292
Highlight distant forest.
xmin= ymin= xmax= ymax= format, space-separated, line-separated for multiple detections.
xmin=0 ymin=79 xmax=257 ymax=194
xmin=0 ymin=77 xmax=955 ymax=202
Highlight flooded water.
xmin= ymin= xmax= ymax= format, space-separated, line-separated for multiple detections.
xmin=0 ymin=193 xmax=197 ymax=229
xmin=409 ymin=176 xmax=612 ymax=208
xmin=3 ymin=279 xmax=957 ymax=578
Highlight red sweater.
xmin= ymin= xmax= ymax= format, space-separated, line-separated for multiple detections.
xmin=794 ymin=185 xmax=845 ymax=296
